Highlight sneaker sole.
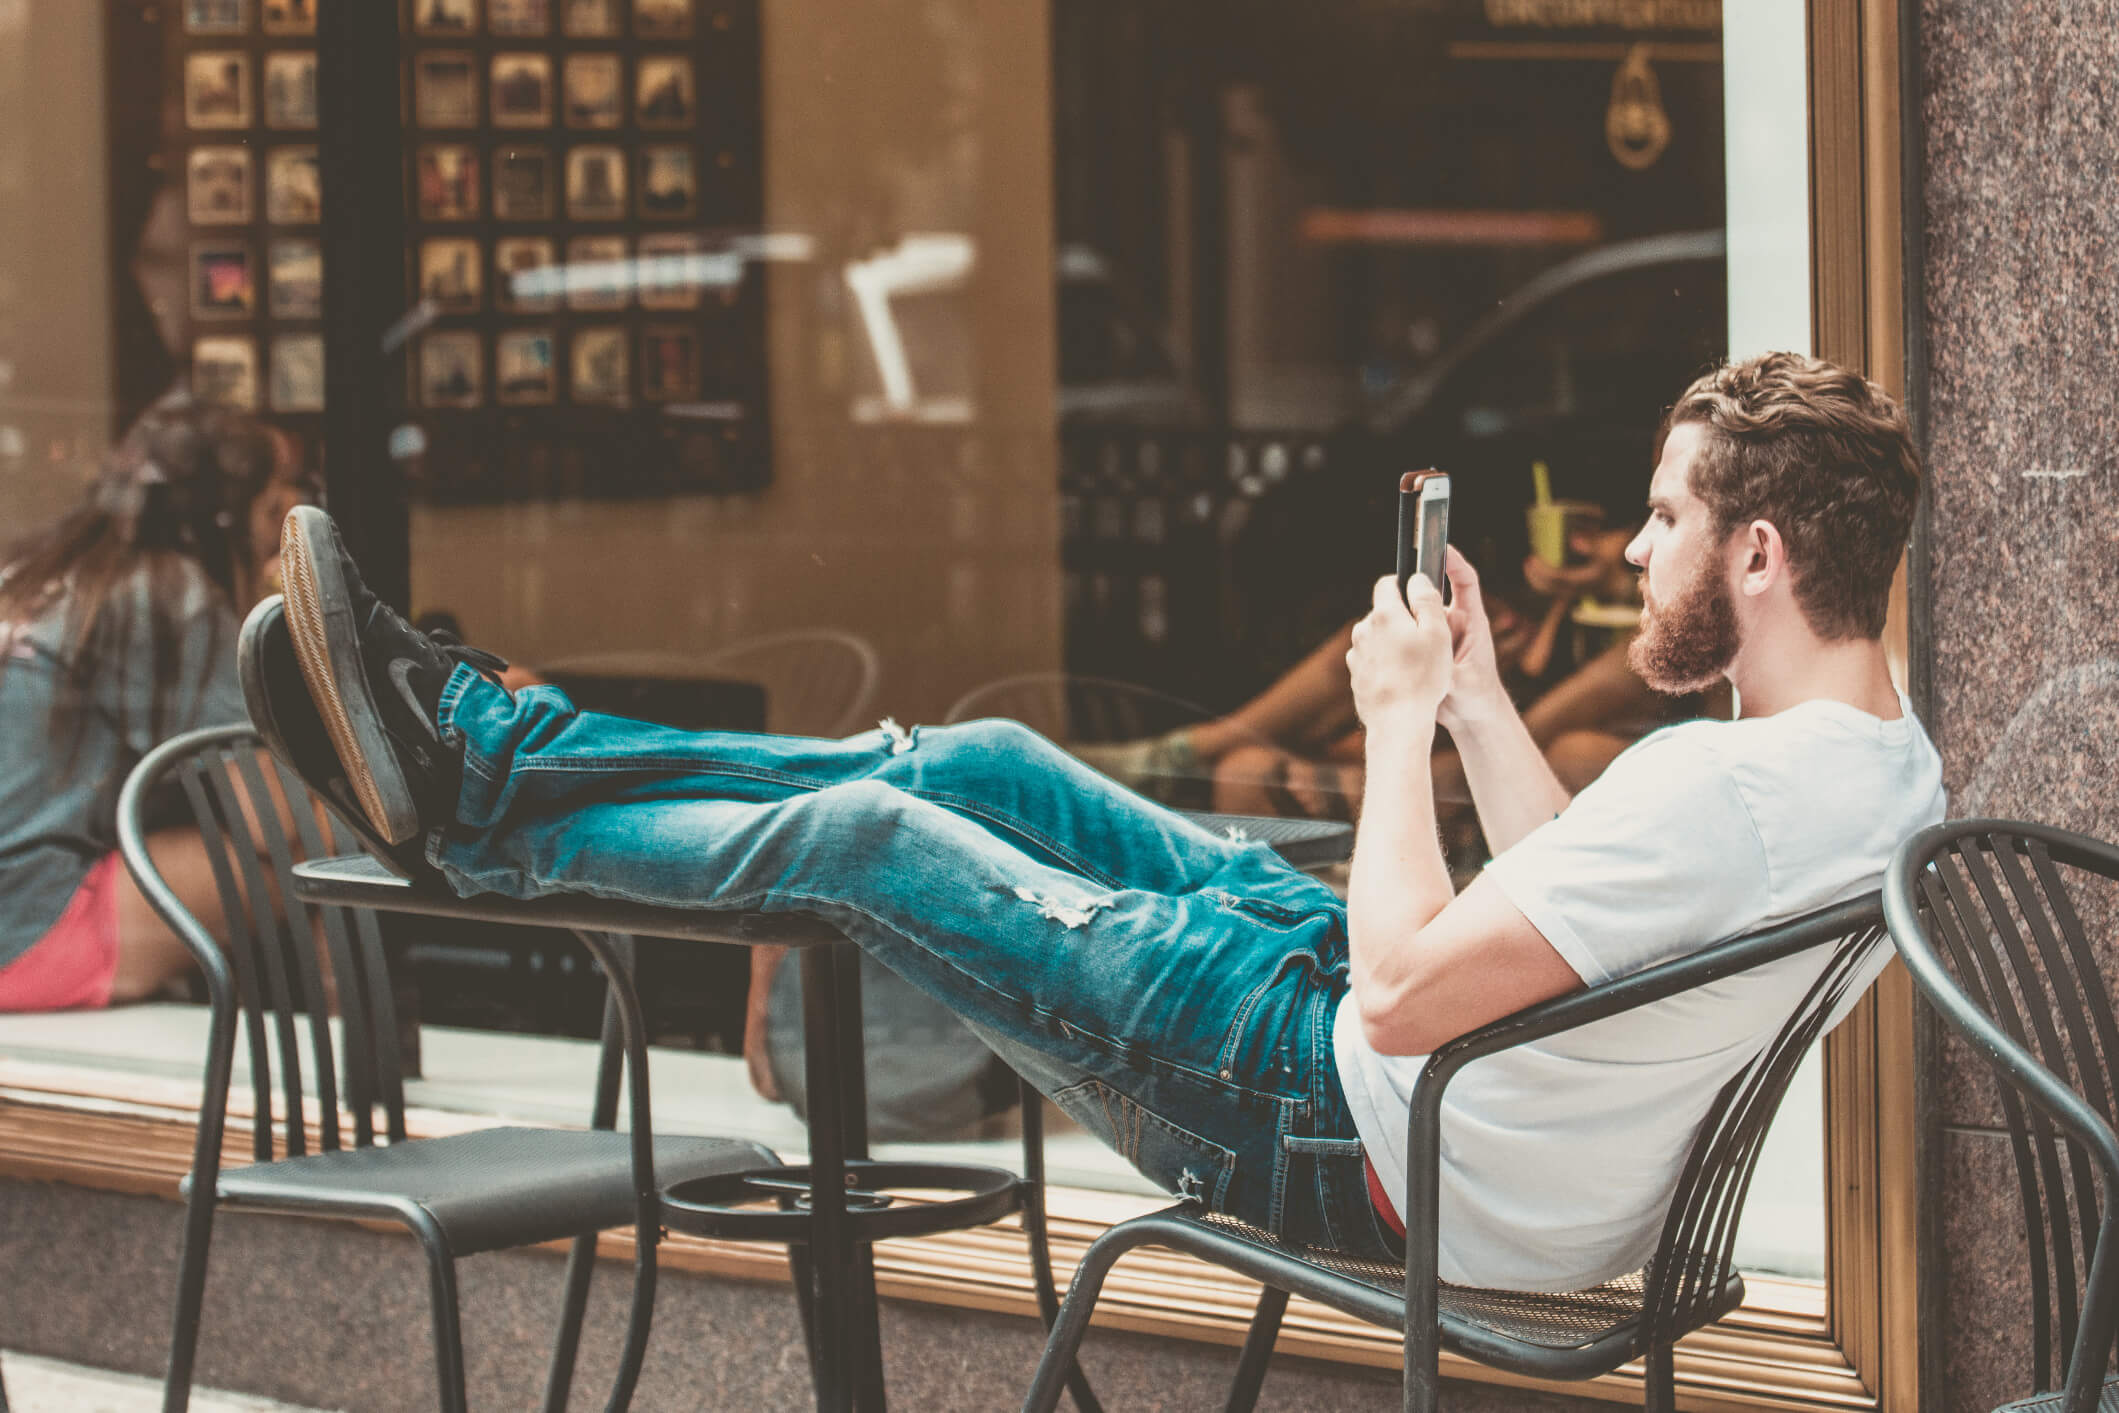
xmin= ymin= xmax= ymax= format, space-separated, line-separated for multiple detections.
xmin=280 ymin=506 xmax=422 ymax=845
xmin=239 ymin=594 xmax=416 ymax=877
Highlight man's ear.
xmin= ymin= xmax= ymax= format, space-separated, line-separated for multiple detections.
xmin=1736 ymin=518 xmax=1787 ymax=599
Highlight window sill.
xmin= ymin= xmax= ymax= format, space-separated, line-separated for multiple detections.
xmin=0 ymin=1007 xmax=1865 ymax=1411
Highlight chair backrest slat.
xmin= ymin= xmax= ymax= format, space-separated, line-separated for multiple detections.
xmin=323 ymin=808 xmax=410 ymax=1141
xmin=274 ymin=758 xmax=375 ymax=1147
xmin=1890 ymin=820 xmax=2119 ymax=1398
xmin=2024 ymin=839 xmax=2119 ymax=1131
xmin=125 ymin=726 xmax=415 ymax=1160
xmin=1935 ymin=842 xmax=2086 ymax=1371
xmin=1992 ymin=841 xmax=2113 ymax=1325
xmin=1646 ymin=923 xmax=1884 ymax=1341
xmin=174 ymin=760 xmax=279 ymax=1162
xmin=229 ymin=747 xmax=343 ymax=1153
xmin=197 ymin=750 xmax=310 ymax=1159
xmin=1919 ymin=855 xmax=2063 ymax=1380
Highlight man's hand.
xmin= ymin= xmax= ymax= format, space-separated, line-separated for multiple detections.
xmin=1436 ymin=547 xmax=1511 ymax=731
xmin=1348 ymin=573 xmax=1453 ymax=733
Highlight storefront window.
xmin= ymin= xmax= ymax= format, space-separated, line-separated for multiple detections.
xmin=1 ymin=0 xmax=1890 ymax=1371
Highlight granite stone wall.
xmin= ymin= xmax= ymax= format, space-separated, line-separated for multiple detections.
xmin=1914 ymin=2 xmax=2119 ymax=1409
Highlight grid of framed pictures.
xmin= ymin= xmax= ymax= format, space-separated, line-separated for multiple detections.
xmin=402 ymin=0 xmax=764 ymax=420
xmin=174 ymin=0 xmax=326 ymax=416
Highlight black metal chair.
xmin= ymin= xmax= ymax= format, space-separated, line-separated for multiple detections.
xmin=1022 ymin=894 xmax=1891 ymax=1413
xmin=120 ymin=724 xmax=780 ymax=1413
xmin=1885 ymin=819 xmax=2119 ymax=1413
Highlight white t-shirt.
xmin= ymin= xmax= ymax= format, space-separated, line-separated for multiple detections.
xmin=1333 ymin=696 xmax=1945 ymax=1292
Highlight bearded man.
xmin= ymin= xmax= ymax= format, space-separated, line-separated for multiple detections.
xmin=243 ymin=351 xmax=1941 ymax=1293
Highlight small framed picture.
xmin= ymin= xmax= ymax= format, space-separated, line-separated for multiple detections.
xmin=490 ymin=53 xmax=553 ymax=128
xmin=565 ymin=145 xmax=627 ymax=220
xmin=419 ymin=238 xmax=483 ymax=311
xmin=565 ymin=235 xmax=630 ymax=309
xmin=490 ymin=147 xmax=554 ymax=220
xmin=269 ymin=238 xmax=323 ymax=318
xmin=414 ymin=52 xmax=479 ymax=128
xmin=494 ymin=235 xmax=559 ymax=310
xmin=497 ymin=329 xmax=559 ymax=405
xmin=193 ymin=337 xmax=259 ymax=410
xmin=637 ymin=146 xmax=696 ymax=220
xmin=187 ymin=146 xmax=253 ymax=225
xmin=562 ymin=0 xmax=621 ymax=35
xmin=270 ymin=334 xmax=326 ymax=412
xmin=262 ymin=0 xmax=318 ymax=35
xmin=413 ymin=0 xmax=479 ymax=35
xmin=420 ymin=332 xmax=484 ymax=409
xmin=633 ymin=0 xmax=693 ymax=39
xmin=640 ymin=326 xmax=699 ymax=402
xmin=570 ymin=326 xmax=629 ymax=405
xmin=186 ymin=53 xmax=252 ymax=129
xmin=636 ymin=233 xmax=702 ymax=310
xmin=562 ymin=54 xmax=623 ymax=129
xmin=635 ymin=56 xmax=694 ymax=129
xmin=191 ymin=243 xmax=256 ymax=320
xmin=489 ymin=0 xmax=551 ymax=34
xmin=264 ymin=52 xmax=318 ymax=129
xmin=266 ymin=146 xmax=322 ymax=223
xmin=185 ymin=0 xmax=248 ymax=34
xmin=416 ymin=144 xmax=481 ymax=221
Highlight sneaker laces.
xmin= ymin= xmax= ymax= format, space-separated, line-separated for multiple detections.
xmin=428 ymin=628 xmax=510 ymax=684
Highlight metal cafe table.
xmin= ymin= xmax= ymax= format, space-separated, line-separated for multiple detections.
xmin=291 ymin=811 xmax=1353 ymax=1412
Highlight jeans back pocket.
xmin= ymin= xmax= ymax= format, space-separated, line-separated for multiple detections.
xmin=1052 ymin=1077 xmax=1236 ymax=1209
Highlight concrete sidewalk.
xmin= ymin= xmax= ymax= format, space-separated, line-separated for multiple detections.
xmin=0 ymin=1352 xmax=332 ymax=1413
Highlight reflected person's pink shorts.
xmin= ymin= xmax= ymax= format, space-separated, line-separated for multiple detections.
xmin=0 ymin=853 xmax=121 ymax=1012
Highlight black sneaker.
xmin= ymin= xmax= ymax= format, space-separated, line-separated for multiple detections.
xmin=239 ymin=594 xmax=427 ymax=876
xmin=278 ymin=505 xmax=508 ymax=847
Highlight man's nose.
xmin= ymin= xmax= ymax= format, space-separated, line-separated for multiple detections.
xmin=1624 ymin=531 xmax=1649 ymax=569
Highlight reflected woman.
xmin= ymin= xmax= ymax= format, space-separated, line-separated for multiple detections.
xmin=0 ymin=398 xmax=318 ymax=1010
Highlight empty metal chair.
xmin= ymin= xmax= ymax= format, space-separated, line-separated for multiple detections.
xmin=122 ymin=724 xmax=779 ymax=1413
xmin=1885 ymin=819 xmax=2119 ymax=1413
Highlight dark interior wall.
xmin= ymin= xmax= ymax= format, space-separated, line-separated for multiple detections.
xmin=1912 ymin=2 xmax=2119 ymax=1408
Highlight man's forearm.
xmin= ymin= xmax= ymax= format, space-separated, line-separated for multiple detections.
xmin=1445 ymin=695 xmax=1571 ymax=855
xmin=1346 ymin=721 xmax=1457 ymax=1029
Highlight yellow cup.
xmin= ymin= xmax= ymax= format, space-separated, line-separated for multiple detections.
xmin=1527 ymin=500 xmax=1602 ymax=566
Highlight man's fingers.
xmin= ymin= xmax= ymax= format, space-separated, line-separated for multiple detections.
xmin=1443 ymin=546 xmax=1483 ymax=607
xmin=1372 ymin=574 xmax=1406 ymax=616
xmin=1404 ymin=573 xmax=1446 ymax=620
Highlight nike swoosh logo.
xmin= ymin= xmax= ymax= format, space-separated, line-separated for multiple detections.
xmin=388 ymin=658 xmax=442 ymax=742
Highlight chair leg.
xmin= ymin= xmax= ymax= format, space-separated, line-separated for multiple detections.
xmin=1643 ymin=1340 xmax=1676 ymax=1413
xmin=1020 ymin=1224 xmax=1156 ymax=1413
xmin=600 ymin=1243 xmax=658 ymax=1413
xmin=787 ymin=1241 xmax=820 ymax=1379
xmin=539 ymin=1234 xmax=600 ymax=1413
xmin=1222 ymin=1286 xmax=1288 ymax=1413
xmin=1402 ymin=1296 xmax=1437 ymax=1413
xmin=160 ymin=1194 xmax=220 ymax=1413
xmin=413 ymin=1223 xmax=470 ymax=1413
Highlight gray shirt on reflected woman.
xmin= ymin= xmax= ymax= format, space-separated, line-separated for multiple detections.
xmin=0 ymin=565 xmax=245 ymax=968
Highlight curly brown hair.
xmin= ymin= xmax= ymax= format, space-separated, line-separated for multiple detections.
xmin=1660 ymin=352 xmax=1919 ymax=641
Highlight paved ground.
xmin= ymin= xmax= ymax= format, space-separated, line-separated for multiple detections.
xmin=0 ymin=1352 xmax=330 ymax=1412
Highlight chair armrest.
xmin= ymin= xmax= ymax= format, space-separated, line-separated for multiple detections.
xmin=1421 ymin=892 xmax=1884 ymax=1086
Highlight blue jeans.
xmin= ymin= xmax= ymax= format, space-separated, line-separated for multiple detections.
xmin=427 ymin=668 xmax=1397 ymax=1260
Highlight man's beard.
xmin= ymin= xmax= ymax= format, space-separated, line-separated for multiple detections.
xmin=1628 ymin=556 xmax=1740 ymax=694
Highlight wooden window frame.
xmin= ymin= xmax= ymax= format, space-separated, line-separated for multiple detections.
xmin=0 ymin=3 xmax=1921 ymax=1407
